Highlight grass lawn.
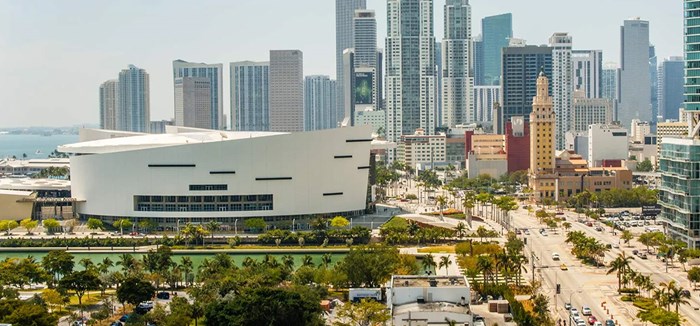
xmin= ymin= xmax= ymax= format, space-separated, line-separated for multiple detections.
xmin=417 ymin=246 xmax=456 ymax=254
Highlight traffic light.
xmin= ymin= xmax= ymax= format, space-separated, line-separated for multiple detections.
xmin=556 ymin=284 xmax=561 ymax=294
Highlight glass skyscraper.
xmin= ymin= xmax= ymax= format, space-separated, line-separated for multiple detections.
xmin=658 ymin=57 xmax=684 ymax=121
xmin=304 ymin=75 xmax=337 ymax=131
xmin=230 ymin=61 xmax=269 ymax=131
xmin=657 ymin=0 xmax=700 ymax=249
xmin=481 ymin=13 xmax=512 ymax=86
xmin=499 ymin=45 xmax=552 ymax=134
xmin=336 ymin=0 xmax=366 ymax=125
xmin=441 ymin=0 xmax=472 ymax=128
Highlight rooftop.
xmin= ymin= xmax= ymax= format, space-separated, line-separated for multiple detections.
xmin=59 ymin=129 xmax=287 ymax=154
xmin=392 ymin=275 xmax=467 ymax=288
xmin=0 ymin=177 xmax=71 ymax=191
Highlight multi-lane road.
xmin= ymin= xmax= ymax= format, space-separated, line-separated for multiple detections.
xmin=509 ymin=207 xmax=700 ymax=326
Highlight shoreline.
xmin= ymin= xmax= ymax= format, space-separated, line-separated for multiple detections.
xmin=0 ymin=246 xmax=352 ymax=254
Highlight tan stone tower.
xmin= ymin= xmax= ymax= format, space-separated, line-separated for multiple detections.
xmin=529 ymin=70 xmax=557 ymax=200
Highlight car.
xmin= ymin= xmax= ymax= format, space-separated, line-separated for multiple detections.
xmin=632 ymin=250 xmax=639 ymax=255
xmin=595 ymin=226 xmax=604 ymax=231
xmin=605 ymin=320 xmax=615 ymax=326
xmin=681 ymin=289 xmax=691 ymax=297
xmin=110 ymin=322 xmax=123 ymax=326
xmin=639 ymin=253 xmax=648 ymax=259
xmin=565 ymin=302 xmax=572 ymax=310
xmin=119 ymin=315 xmax=129 ymax=323
xmin=570 ymin=308 xmax=579 ymax=316
xmin=523 ymin=229 xmax=530 ymax=235
xmin=586 ymin=222 xmax=593 ymax=227
xmin=541 ymin=231 xmax=548 ymax=236
xmin=473 ymin=321 xmax=486 ymax=326
xmin=473 ymin=314 xmax=484 ymax=322
xmin=582 ymin=306 xmax=592 ymax=316
xmin=575 ymin=320 xmax=586 ymax=326
xmin=503 ymin=313 xmax=513 ymax=322
xmin=552 ymin=253 xmax=560 ymax=260
xmin=515 ymin=229 xmax=522 ymax=235
xmin=156 ymin=291 xmax=170 ymax=300
xmin=593 ymin=322 xmax=602 ymax=326
xmin=588 ymin=315 xmax=598 ymax=324
xmin=560 ymin=264 xmax=568 ymax=271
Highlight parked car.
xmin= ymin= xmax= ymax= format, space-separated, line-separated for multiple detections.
xmin=593 ymin=322 xmax=602 ymax=326
xmin=582 ymin=306 xmax=592 ymax=316
xmin=552 ymin=253 xmax=560 ymax=261
xmin=604 ymin=320 xmax=615 ymax=326
xmin=156 ymin=291 xmax=170 ymax=300
xmin=565 ymin=302 xmax=572 ymax=310
xmin=110 ymin=322 xmax=123 ymax=326
xmin=570 ymin=308 xmax=579 ymax=316
xmin=119 ymin=315 xmax=129 ymax=323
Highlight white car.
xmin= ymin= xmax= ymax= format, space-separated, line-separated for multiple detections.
xmin=593 ymin=322 xmax=603 ymax=326
xmin=570 ymin=308 xmax=579 ymax=317
xmin=581 ymin=306 xmax=592 ymax=316
xmin=552 ymin=253 xmax=560 ymax=260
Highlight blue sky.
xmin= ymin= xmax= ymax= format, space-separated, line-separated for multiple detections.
xmin=0 ymin=0 xmax=683 ymax=128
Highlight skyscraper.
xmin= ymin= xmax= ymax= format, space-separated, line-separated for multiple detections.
xmin=481 ymin=13 xmax=512 ymax=86
xmin=473 ymin=35 xmax=484 ymax=85
xmin=618 ymin=18 xmax=651 ymax=128
xmin=336 ymin=0 xmax=367 ymax=123
xmin=473 ymin=85 xmax=500 ymax=123
xmin=269 ymin=50 xmax=304 ymax=132
xmin=99 ymin=79 xmax=118 ymax=130
xmin=353 ymin=10 xmax=382 ymax=115
xmin=441 ymin=0 xmax=472 ymax=128
xmin=650 ymin=45 xmax=659 ymax=127
xmin=658 ymin=0 xmax=700 ymax=249
xmin=500 ymin=43 xmax=552 ymax=134
xmin=117 ymin=65 xmax=150 ymax=133
xmin=549 ymin=33 xmax=573 ymax=150
xmin=174 ymin=77 xmax=212 ymax=129
xmin=386 ymin=0 xmax=436 ymax=160
xmin=572 ymin=50 xmax=603 ymax=99
xmin=172 ymin=60 xmax=224 ymax=130
xmin=658 ymin=57 xmax=684 ymax=121
xmin=230 ymin=61 xmax=270 ymax=131
xmin=304 ymin=75 xmax=337 ymax=131
xmin=602 ymin=63 xmax=619 ymax=103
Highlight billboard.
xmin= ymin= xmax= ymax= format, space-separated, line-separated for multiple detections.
xmin=354 ymin=72 xmax=374 ymax=105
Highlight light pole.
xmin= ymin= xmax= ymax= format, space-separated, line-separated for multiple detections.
xmin=292 ymin=218 xmax=295 ymax=232
xmin=350 ymin=218 xmax=353 ymax=228
xmin=234 ymin=219 xmax=238 ymax=235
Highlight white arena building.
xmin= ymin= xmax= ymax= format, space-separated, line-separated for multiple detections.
xmin=58 ymin=126 xmax=373 ymax=226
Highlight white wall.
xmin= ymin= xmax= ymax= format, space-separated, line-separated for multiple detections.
xmin=69 ymin=126 xmax=372 ymax=220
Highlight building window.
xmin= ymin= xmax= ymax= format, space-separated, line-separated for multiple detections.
xmin=190 ymin=184 xmax=228 ymax=191
xmin=134 ymin=194 xmax=274 ymax=212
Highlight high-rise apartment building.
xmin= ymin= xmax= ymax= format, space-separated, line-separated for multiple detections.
xmin=336 ymin=0 xmax=367 ymax=122
xmin=500 ymin=43 xmax=552 ymax=134
xmin=117 ymin=65 xmax=150 ymax=133
xmin=386 ymin=0 xmax=436 ymax=160
xmin=473 ymin=86 xmax=500 ymax=123
xmin=658 ymin=57 xmax=684 ymax=121
xmin=441 ymin=0 xmax=472 ymax=128
xmin=353 ymin=10 xmax=382 ymax=113
xmin=99 ymin=79 xmax=118 ymax=130
xmin=174 ymin=77 xmax=211 ymax=129
xmin=572 ymin=50 xmax=603 ymax=99
xmin=571 ymin=90 xmax=613 ymax=133
xmin=618 ymin=18 xmax=651 ymax=128
xmin=602 ymin=63 xmax=619 ymax=103
xmin=481 ymin=13 xmax=512 ymax=86
xmin=549 ymin=33 xmax=573 ymax=150
xmin=650 ymin=45 xmax=659 ymax=127
xmin=269 ymin=50 xmax=304 ymax=132
xmin=529 ymin=71 xmax=557 ymax=199
xmin=230 ymin=61 xmax=270 ymax=131
xmin=172 ymin=60 xmax=224 ymax=130
xmin=473 ymin=35 xmax=484 ymax=85
xmin=304 ymin=75 xmax=337 ymax=131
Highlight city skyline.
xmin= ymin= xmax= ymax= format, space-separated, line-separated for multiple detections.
xmin=0 ymin=0 xmax=682 ymax=128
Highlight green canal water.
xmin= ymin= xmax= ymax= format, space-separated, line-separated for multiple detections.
xmin=0 ymin=251 xmax=346 ymax=274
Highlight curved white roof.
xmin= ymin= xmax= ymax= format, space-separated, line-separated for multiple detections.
xmin=59 ymin=130 xmax=287 ymax=154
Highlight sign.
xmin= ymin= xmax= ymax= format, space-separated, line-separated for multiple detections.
xmin=642 ymin=205 xmax=661 ymax=216
xmin=354 ymin=72 xmax=374 ymax=105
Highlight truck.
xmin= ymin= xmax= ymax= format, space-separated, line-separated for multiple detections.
xmin=349 ymin=288 xmax=382 ymax=302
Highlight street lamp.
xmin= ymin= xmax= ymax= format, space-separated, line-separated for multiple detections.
xmin=292 ymin=218 xmax=295 ymax=232
xmin=234 ymin=219 xmax=238 ymax=235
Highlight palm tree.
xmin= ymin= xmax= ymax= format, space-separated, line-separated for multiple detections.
xmin=509 ymin=253 xmax=528 ymax=287
xmin=495 ymin=250 xmax=510 ymax=285
xmin=436 ymin=195 xmax=448 ymax=218
xmin=98 ymin=257 xmax=113 ymax=274
xmin=455 ymin=222 xmax=467 ymax=239
xmin=476 ymin=256 xmax=494 ymax=285
xmin=262 ymin=254 xmax=279 ymax=268
xmin=438 ymin=256 xmax=452 ymax=275
xmin=653 ymin=287 xmax=670 ymax=311
xmin=241 ymin=257 xmax=257 ymax=268
xmin=205 ymin=221 xmax=221 ymax=245
xmin=281 ymin=255 xmax=295 ymax=272
xmin=607 ymin=252 xmax=633 ymax=292
xmin=79 ymin=258 xmax=94 ymax=271
xmin=321 ymin=253 xmax=332 ymax=268
xmin=301 ymin=255 xmax=314 ymax=267
xmin=180 ymin=257 xmax=193 ymax=287
xmin=422 ymin=254 xmax=437 ymax=275
xmin=663 ymin=280 xmax=691 ymax=313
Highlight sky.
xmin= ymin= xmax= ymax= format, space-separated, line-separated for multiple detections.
xmin=0 ymin=0 xmax=683 ymax=128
